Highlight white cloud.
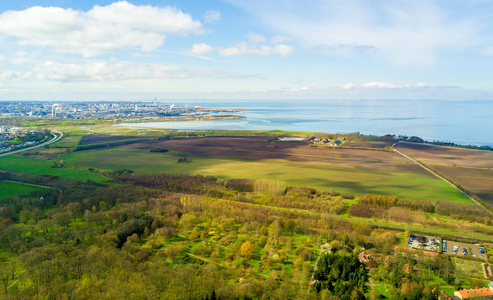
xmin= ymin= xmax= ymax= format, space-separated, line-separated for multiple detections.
xmin=340 ymin=83 xmax=355 ymax=89
xmin=220 ymin=43 xmax=294 ymax=57
xmin=203 ymin=10 xmax=221 ymax=23
xmin=227 ymin=0 xmax=481 ymax=66
xmin=186 ymin=43 xmax=214 ymax=56
xmin=247 ymin=33 xmax=267 ymax=44
xmin=362 ymin=82 xmax=398 ymax=89
xmin=271 ymin=35 xmax=292 ymax=44
xmin=218 ymin=34 xmax=295 ymax=57
xmin=0 ymin=1 xmax=203 ymax=57
xmin=0 ymin=60 xmax=253 ymax=83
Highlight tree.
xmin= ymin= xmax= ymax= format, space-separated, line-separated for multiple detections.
xmin=241 ymin=241 xmax=254 ymax=258
xmin=37 ymin=219 xmax=53 ymax=234
xmin=53 ymin=212 xmax=72 ymax=227
xmin=0 ymin=260 xmax=17 ymax=295
xmin=190 ymin=227 xmax=200 ymax=241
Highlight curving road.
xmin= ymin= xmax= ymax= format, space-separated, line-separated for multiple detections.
xmin=0 ymin=131 xmax=64 ymax=158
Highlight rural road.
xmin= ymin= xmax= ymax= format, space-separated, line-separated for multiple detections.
xmin=392 ymin=142 xmax=492 ymax=215
xmin=0 ymin=130 xmax=64 ymax=158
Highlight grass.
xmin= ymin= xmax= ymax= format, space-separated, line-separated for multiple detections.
xmin=0 ymin=155 xmax=109 ymax=183
xmin=48 ymin=135 xmax=82 ymax=148
xmin=0 ymin=181 xmax=50 ymax=199
xmin=63 ymin=147 xmax=470 ymax=204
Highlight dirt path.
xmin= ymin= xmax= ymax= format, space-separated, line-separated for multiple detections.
xmin=80 ymin=127 xmax=105 ymax=135
xmin=307 ymin=248 xmax=322 ymax=292
xmin=392 ymin=142 xmax=493 ymax=215
xmin=3 ymin=180 xmax=55 ymax=190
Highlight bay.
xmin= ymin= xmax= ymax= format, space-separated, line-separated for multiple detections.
xmin=119 ymin=99 xmax=493 ymax=147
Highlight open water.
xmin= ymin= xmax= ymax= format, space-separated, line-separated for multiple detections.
xmin=119 ymin=99 xmax=493 ymax=147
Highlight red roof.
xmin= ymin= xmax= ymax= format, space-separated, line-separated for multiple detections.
xmin=455 ymin=288 xmax=493 ymax=299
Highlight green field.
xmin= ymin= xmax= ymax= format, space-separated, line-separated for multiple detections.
xmin=0 ymin=181 xmax=50 ymax=199
xmin=63 ymin=147 xmax=470 ymax=203
xmin=0 ymin=155 xmax=109 ymax=183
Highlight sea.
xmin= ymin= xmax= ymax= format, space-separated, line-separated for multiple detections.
xmin=119 ymin=99 xmax=493 ymax=147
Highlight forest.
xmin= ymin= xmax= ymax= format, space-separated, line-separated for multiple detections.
xmin=0 ymin=169 xmax=492 ymax=299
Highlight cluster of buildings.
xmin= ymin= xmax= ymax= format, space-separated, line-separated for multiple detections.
xmin=0 ymin=101 xmax=213 ymax=119
xmin=0 ymin=125 xmax=33 ymax=153
xmin=310 ymin=136 xmax=346 ymax=146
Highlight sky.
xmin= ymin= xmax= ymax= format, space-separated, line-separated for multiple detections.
xmin=0 ymin=0 xmax=493 ymax=101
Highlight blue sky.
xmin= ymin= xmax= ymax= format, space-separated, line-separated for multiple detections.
xmin=0 ymin=0 xmax=492 ymax=101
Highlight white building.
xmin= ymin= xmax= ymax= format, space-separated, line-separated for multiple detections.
xmin=0 ymin=125 xmax=8 ymax=134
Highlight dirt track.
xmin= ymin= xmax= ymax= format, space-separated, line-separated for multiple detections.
xmin=396 ymin=143 xmax=493 ymax=205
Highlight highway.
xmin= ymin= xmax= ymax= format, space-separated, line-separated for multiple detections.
xmin=0 ymin=131 xmax=64 ymax=158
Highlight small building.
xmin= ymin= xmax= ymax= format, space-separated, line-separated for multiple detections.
xmin=0 ymin=125 xmax=8 ymax=134
xmin=358 ymin=252 xmax=372 ymax=264
xmin=454 ymin=288 xmax=493 ymax=299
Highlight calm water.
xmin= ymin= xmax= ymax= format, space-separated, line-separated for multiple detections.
xmin=119 ymin=100 xmax=493 ymax=147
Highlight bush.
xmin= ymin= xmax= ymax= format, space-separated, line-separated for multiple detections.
xmin=347 ymin=204 xmax=385 ymax=218
xmin=178 ymin=157 xmax=192 ymax=163
xmin=150 ymin=148 xmax=168 ymax=153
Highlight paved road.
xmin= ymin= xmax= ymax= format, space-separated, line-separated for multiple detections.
xmin=0 ymin=131 xmax=64 ymax=158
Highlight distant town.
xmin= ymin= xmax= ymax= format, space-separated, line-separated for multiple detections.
xmin=0 ymin=101 xmax=242 ymax=119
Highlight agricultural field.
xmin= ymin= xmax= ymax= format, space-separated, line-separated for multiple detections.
xmin=453 ymin=257 xmax=488 ymax=279
xmin=395 ymin=143 xmax=493 ymax=206
xmin=0 ymin=181 xmax=50 ymax=199
xmin=0 ymin=155 xmax=109 ymax=183
xmin=63 ymin=136 xmax=471 ymax=203
xmin=341 ymin=141 xmax=393 ymax=150
xmin=79 ymin=135 xmax=152 ymax=145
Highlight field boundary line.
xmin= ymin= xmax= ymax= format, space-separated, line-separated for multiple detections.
xmin=392 ymin=142 xmax=493 ymax=216
xmin=2 ymin=180 xmax=54 ymax=190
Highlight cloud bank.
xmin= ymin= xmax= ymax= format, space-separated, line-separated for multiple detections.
xmin=0 ymin=1 xmax=203 ymax=57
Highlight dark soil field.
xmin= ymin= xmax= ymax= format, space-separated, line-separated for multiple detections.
xmin=395 ymin=143 xmax=493 ymax=168
xmin=395 ymin=143 xmax=493 ymax=205
xmin=341 ymin=141 xmax=393 ymax=150
xmin=130 ymin=136 xmax=428 ymax=173
xmin=79 ymin=135 xmax=153 ymax=145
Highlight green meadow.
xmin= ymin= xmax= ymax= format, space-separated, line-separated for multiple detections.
xmin=0 ymin=155 xmax=109 ymax=183
xmin=0 ymin=181 xmax=50 ymax=199
xmin=63 ymin=147 xmax=470 ymax=204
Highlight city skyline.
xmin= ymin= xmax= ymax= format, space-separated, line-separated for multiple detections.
xmin=1 ymin=0 xmax=493 ymax=101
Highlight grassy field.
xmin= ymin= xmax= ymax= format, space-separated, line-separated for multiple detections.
xmin=0 ymin=181 xmax=50 ymax=199
xmin=0 ymin=155 xmax=109 ymax=183
xmin=63 ymin=146 xmax=470 ymax=203
xmin=395 ymin=143 xmax=493 ymax=206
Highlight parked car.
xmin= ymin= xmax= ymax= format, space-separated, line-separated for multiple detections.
xmin=480 ymin=248 xmax=485 ymax=254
